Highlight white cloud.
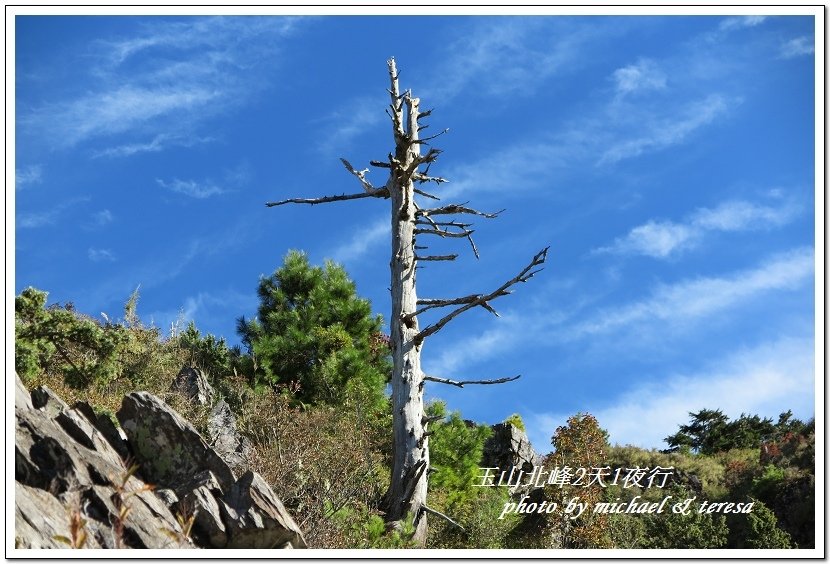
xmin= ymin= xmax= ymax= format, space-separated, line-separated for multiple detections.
xmin=18 ymin=211 xmax=57 ymax=229
xmin=601 ymin=221 xmax=697 ymax=259
xmin=20 ymin=17 xmax=303 ymax=150
xmin=423 ymin=18 xmax=606 ymax=103
xmin=718 ymin=16 xmax=767 ymax=32
xmin=780 ymin=36 xmax=814 ymax=59
xmin=88 ymin=248 xmax=116 ymax=262
xmin=157 ymin=178 xmax=225 ymax=199
xmin=573 ymin=247 xmax=813 ymax=337
xmin=17 ymin=197 xmax=90 ymax=229
xmin=527 ymin=335 xmax=814 ymax=450
xmin=426 ymin=247 xmax=813 ymax=381
xmin=92 ymin=133 xmax=215 ymax=158
xmin=598 ymin=94 xmax=731 ymax=165
xmin=316 ymin=96 xmax=385 ymax=155
xmin=15 ymin=165 xmax=42 ymax=189
xmin=330 ymin=216 xmax=389 ymax=264
xmin=92 ymin=209 xmax=114 ymax=227
xmin=613 ymin=59 xmax=667 ymax=95
xmin=30 ymin=86 xmax=220 ymax=148
xmin=146 ymin=288 xmax=258 ymax=338
xmin=597 ymin=198 xmax=801 ymax=258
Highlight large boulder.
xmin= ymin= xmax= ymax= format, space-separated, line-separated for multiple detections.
xmin=117 ymin=391 xmax=236 ymax=494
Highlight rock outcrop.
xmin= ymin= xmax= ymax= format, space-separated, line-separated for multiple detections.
xmin=207 ymin=400 xmax=253 ymax=474
xmin=171 ymin=365 xmax=214 ymax=406
xmin=14 ymin=374 xmax=306 ymax=550
xmin=482 ymin=422 xmax=543 ymax=487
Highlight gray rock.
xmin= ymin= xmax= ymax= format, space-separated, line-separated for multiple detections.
xmin=178 ymin=470 xmax=228 ymax=547
xmin=15 ymin=375 xmax=304 ymax=551
xmin=71 ymin=401 xmax=131 ymax=462
xmin=31 ymin=385 xmax=70 ymax=417
xmin=172 ymin=365 xmax=214 ymax=405
xmin=117 ymin=391 xmax=236 ymax=493
xmin=15 ymin=482 xmax=98 ymax=549
xmin=14 ymin=374 xmax=191 ymax=549
xmin=482 ymin=422 xmax=543 ymax=491
xmin=208 ymin=400 xmax=253 ymax=473
xmin=221 ymin=471 xmax=307 ymax=549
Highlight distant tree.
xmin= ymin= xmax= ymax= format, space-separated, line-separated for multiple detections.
xmin=545 ymin=413 xmax=613 ymax=548
xmin=666 ymin=409 xmax=797 ymax=455
xmin=237 ymin=250 xmax=391 ymax=411
xmin=179 ymin=321 xmax=234 ymax=378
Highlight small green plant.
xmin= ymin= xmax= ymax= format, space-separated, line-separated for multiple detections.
xmin=53 ymin=508 xmax=88 ymax=549
xmin=503 ymin=413 xmax=526 ymax=432
xmin=110 ymin=463 xmax=154 ymax=549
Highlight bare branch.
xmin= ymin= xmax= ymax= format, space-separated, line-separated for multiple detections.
xmin=415 ymin=254 xmax=458 ymax=262
xmin=421 ymin=505 xmax=466 ymax=533
xmin=266 ymin=189 xmax=389 ymax=207
xmin=370 ymin=160 xmax=392 ymax=169
xmin=415 ymin=247 xmax=549 ymax=343
xmin=340 ymin=158 xmax=376 ymax=193
xmin=414 ymin=228 xmax=472 ymax=238
xmin=421 ymin=414 xmax=444 ymax=425
xmin=413 ymin=128 xmax=449 ymax=144
xmin=423 ymin=374 xmax=521 ymax=388
xmin=408 ymin=291 xmax=510 ymax=318
xmin=413 ymin=188 xmax=440 ymax=201
xmin=416 ymin=203 xmax=504 ymax=219
xmin=412 ymin=172 xmax=449 ymax=185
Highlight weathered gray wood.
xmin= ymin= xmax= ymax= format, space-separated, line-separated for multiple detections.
xmin=263 ymin=58 xmax=547 ymax=546
xmin=384 ymin=57 xmax=429 ymax=544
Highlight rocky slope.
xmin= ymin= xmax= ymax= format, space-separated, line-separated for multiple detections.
xmin=14 ymin=372 xmax=305 ymax=550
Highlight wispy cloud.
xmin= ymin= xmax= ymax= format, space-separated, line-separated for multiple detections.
xmin=612 ymin=59 xmax=667 ymax=96
xmin=572 ymin=247 xmax=813 ymax=337
xmin=598 ymin=94 xmax=732 ymax=165
xmin=91 ymin=209 xmax=114 ymax=227
xmin=427 ymin=247 xmax=813 ymax=377
xmin=424 ymin=18 xmax=604 ymax=103
xmin=17 ymin=197 xmax=89 ymax=229
xmin=156 ymin=178 xmax=225 ymax=199
xmin=15 ymin=165 xmax=42 ymax=189
xmin=718 ymin=15 xmax=767 ymax=32
xmin=596 ymin=198 xmax=801 ymax=258
xmin=156 ymin=164 xmax=249 ymax=199
xmin=20 ymin=16 xmax=304 ymax=151
xmin=527 ymin=335 xmax=813 ymax=449
xmin=88 ymin=248 xmax=116 ymax=262
xmin=148 ymin=289 xmax=257 ymax=338
xmin=315 ymin=96 xmax=385 ymax=155
xmin=91 ymin=133 xmax=215 ymax=158
xmin=330 ymin=216 xmax=389 ymax=264
xmin=780 ymin=36 xmax=814 ymax=59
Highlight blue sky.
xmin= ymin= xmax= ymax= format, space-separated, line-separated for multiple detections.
xmin=12 ymin=12 xmax=819 ymax=451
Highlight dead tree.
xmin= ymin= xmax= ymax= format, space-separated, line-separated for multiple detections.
xmin=267 ymin=58 xmax=547 ymax=545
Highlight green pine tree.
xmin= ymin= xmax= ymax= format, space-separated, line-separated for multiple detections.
xmin=237 ymin=250 xmax=391 ymax=410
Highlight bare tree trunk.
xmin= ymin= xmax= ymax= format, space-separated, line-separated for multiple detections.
xmin=384 ymin=58 xmax=429 ymax=544
xmin=265 ymin=57 xmax=547 ymax=547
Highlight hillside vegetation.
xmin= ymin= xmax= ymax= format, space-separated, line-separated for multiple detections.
xmin=15 ymin=252 xmax=814 ymax=549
